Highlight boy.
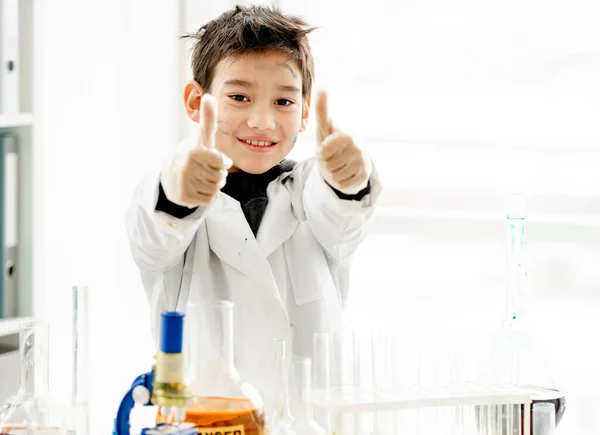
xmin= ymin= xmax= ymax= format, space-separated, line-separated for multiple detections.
xmin=125 ymin=4 xmax=381 ymax=415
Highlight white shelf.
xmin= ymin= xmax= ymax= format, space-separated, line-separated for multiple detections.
xmin=0 ymin=113 xmax=34 ymax=129
xmin=0 ymin=316 xmax=34 ymax=337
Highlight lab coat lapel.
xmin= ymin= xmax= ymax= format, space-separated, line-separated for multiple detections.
xmin=256 ymin=180 xmax=299 ymax=258
xmin=205 ymin=194 xmax=276 ymax=292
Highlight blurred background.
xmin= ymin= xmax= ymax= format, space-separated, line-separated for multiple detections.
xmin=0 ymin=0 xmax=599 ymax=434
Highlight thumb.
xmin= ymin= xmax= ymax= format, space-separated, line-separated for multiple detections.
xmin=315 ymin=89 xmax=333 ymax=143
xmin=198 ymin=93 xmax=218 ymax=149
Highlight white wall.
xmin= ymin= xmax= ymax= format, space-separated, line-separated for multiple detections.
xmin=31 ymin=0 xmax=600 ymax=434
xmin=35 ymin=1 xmax=181 ymax=433
xmin=282 ymin=0 xmax=600 ymax=149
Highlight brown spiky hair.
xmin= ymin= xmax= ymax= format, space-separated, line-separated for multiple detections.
xmin=182 ymin=4 xmax=317 ymax=98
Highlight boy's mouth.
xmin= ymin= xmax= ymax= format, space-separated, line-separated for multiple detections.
xmin=238 ymin=138 xmax=277 ymax=147
xmin=238 ymin=137 xmax=278 ymax=152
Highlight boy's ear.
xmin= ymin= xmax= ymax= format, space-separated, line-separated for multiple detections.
xmin=299 ymin=97 xmax=311 ymax=133
xmin=184 ymin=80 xmax=205 ymax=122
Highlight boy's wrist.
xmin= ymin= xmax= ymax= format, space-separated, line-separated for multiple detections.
xmin=155 ymin=181 xmax=199 ymax=219
xmin=327 ymin=180 xmax=371 ymax=201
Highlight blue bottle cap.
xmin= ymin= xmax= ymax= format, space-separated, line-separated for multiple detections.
xmin=160 ymin=312 xmax=184 ymax=354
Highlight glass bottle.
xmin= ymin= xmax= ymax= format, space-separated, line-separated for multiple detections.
xmin=158 ymin=300 xmax=266 ymax=434
xmin=270 ymin=339 xmax=326 ymax=435
xmin=0 ymin=323 xmax=70 ymax=435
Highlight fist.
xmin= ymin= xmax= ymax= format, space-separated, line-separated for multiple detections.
xmin=161 ymin=94 xmax=232 ymax=208
xmin=315 ymin=90 xmax=371 ymax=195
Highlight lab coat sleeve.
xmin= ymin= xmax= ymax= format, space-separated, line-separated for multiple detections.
xmin=302 ymin=157 xmax=382 ymax=267
xmin=125 ymin=165 xmax=208 ymax=273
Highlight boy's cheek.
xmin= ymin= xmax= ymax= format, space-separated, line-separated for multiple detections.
xmin=280 ymin=110 xmax=306 ymax=134
xmin=215 ymin=116 xmax=236 ymax=137
xmin=215 ymin=129 xmax=234 ymax=150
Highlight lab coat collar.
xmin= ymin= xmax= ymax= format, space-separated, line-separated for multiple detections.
xmin=256 ymin=180 xmax=299 ymax=258
xmin=204 ymin=187 xmax=297 ymax=297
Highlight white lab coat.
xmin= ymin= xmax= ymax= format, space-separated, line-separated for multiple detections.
xmin=125 ymin=156 xmax=381 ymax=415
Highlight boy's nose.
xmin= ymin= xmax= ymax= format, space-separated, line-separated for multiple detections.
xmin=247 ymin=107 xmax=275 ymax=131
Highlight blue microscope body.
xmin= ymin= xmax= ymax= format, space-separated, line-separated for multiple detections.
xmin=112 ymin=312 xmax=196 ymax=435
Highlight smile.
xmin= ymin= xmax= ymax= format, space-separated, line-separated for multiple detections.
xmin=239 ymin=138 xmax=277 ymax=147
xmin=238 ymin=138 xmax=278 ymax=153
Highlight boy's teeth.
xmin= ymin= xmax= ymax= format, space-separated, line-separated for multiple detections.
xmin=243 ymin=139 xmax=273 ymax=146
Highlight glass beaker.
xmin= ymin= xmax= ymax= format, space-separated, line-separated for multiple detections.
xmin=0 ymin=323 xmax=70 ymax=435
xmin=160 ymin=300 xmax=266 ymax=434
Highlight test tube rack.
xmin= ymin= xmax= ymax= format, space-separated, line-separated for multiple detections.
xmin=310 ymin=330 xmax=536 ymax=434
xmin=313 ymin=383 xmax=531 ymax=434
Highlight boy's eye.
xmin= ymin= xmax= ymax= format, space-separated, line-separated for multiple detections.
xmin=229 ymin=94 xmax=249 ymax=102
xmin=275 ymin=99 xmax=294 ymax=107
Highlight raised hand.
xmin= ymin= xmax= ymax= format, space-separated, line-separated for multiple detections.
xmin=161 ymin=94 xmax=232 ymax=208
xmin=314 ymin=90 xmax=371 ymax=195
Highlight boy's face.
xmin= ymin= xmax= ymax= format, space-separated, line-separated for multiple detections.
xmin=185 ymin=50 xmax=310 ymax=174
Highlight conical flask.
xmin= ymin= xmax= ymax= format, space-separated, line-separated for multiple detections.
xmin=269 ymin=340 xmax=294 ymax=434
xmin=270 ymin=340 xmax=326 ymax=435
xmin=0 ymin=323 xmax=70 ymax=435
xmin=485 ymin=195 xmax=566 ymax=434
xmin=158 ymin=300 xmax=266 ymax=434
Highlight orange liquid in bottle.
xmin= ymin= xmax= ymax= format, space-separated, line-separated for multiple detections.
xmin=158 ymin=397 xmax=266 ymax=435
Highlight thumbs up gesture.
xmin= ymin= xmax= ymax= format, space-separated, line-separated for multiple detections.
xmin=315 ymin=90 xmax=372 ymax=195
xmin=160 ymin=94 xmax=232 ymax=208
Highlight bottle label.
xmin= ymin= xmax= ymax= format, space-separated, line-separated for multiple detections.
xmin=196 ymin=426 xmax=244 ymax=435
xmin=155 ymin=352 xmax=185 ymax=383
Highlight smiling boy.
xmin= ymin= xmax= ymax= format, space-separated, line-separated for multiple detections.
xmin=125 ymin=4 xmax=381 ymax=416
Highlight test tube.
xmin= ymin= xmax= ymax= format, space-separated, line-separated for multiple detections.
xmin=312 ymin=333 xmax=331 ymax=432
xmin=353 ymin=333 xmax=372 ymax=435
xmin=372 ymin=333 xmax=393 ymax=434
xmin=288 ymin=357 xmax=314 ymax=423
xmin=330 ymin=331 xmax=355 ymax=434
xmin=533 ymin=403 xmax=555 ymax=435
xmin=72 ymin=285 xmax=90 ymax=435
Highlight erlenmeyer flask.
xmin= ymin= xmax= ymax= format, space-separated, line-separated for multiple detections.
xmin=269 ymin=340 xmax=294 ymax=434
xmin=270 ymin=339 xmax=326 ymax=435
xmin=161 ymin=300 xmax=266 ymax=434
xmin=483 ymin=195 xmax=566 ymax=434
xmin=0 ymin=323 xmax=70 ymax=435
xmin=287 ymin=357 xmax=326 ymax=435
